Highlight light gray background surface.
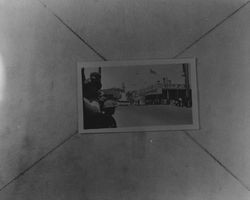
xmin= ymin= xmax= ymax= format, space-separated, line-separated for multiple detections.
xmin=0 ymin=0 xmax=250 ymax=199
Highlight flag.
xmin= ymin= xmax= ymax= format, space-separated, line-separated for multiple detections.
xmin=150 ymin=69 xmax=157 ymax=75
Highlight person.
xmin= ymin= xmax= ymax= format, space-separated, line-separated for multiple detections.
xmin=83 ymin=72 xmax=102 ymax=129
xmin=84 ymin=72 xmax=102 ymax=101
xmin=178 ymin=97 xmax=183 ymax=107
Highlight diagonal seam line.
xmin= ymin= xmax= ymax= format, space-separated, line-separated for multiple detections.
xmin=177 ymin=1 xmax=250 ymax=193
xmin=1 ymin=0 xmax=248 ymax=194
xmin=173 ymin=1 xmax=250 ymax=58
xmin=37 ymin=0 xmax=107 ymax=61
xmin=184 ymin=131 xmax=250 ymax=192
xmin=0 ymin=0 xmax=108 ymax=193
xmin=0 ymin=131 xmax=78 ymax=192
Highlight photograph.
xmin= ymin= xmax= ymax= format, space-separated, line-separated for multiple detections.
xmin=77 ymin=58 xmax=199 ymax=133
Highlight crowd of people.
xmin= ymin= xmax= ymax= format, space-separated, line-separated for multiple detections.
xmin=83 ymin=72 xmax=117 ymax=129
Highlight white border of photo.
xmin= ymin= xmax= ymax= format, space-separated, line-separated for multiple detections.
xmin=77 ymin=58 xmax=199 ymax=134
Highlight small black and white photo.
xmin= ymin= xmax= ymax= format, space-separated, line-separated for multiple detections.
xmin=78 ymin=58 xmax=199 ymax=133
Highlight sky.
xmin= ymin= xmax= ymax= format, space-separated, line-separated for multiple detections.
xmin=84 ymin=64 xmax=187 ymax=91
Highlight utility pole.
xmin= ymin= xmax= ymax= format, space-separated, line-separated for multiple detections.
xmin=82 ymin=67 xmax=85 ymax=96
xmin=98 ymin=67 xmax=102 ymax=81
xmin=182 ymin=64 xmax=191 ymax=107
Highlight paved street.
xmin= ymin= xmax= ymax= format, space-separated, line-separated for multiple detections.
xmin=113 ymin=105 xmax=192 ymax=128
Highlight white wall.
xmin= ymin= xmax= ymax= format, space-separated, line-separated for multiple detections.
xmin=0 ymin=0 xmax=100 ymax=186
xmin=0 ymin=0 xmax=250 ymax=199
xmin=182 ymin=3 xmax=250 ymax=187
xmin=41 ymin=0 xmax=246 ymax=60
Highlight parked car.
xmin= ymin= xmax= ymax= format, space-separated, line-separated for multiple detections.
xmin=118 ymin=100 xmax=130 ymax=106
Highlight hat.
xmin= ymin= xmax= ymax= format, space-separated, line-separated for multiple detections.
xmin=90 ymin=72 xmax=101 ymax=80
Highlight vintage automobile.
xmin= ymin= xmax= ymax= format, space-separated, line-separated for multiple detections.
xmin=118 ymin=100 xmax=130 ymax=106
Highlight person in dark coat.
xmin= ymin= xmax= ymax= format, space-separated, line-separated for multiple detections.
xmin=83 ymin=72 xmax=103 ymax=129
xmin=84 ymin=72 xmax=102 ymax=101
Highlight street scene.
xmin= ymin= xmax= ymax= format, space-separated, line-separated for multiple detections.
xmin=82 ymin=63 xmax=193 ymax=129
xmin=114 ymin=105 xmax=192 ymax=127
